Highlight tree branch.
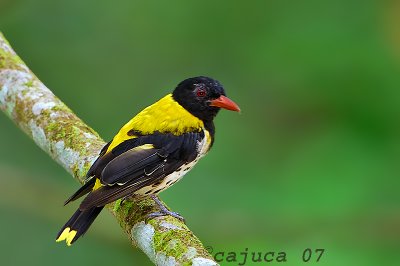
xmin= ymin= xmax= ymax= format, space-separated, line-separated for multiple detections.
xmin=0 ymin=32 xmax=217 ymax=266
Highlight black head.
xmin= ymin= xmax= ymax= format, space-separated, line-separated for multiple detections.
xmin=172 ymin=76 xmax=240 ymax=121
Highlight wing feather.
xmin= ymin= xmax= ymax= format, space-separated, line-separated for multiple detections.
xmin=78 ymin=132 xmax=204 ymax=210
xmin=80 ymin=174 xmax=165 ymax=210
xmin=100 ymin=144 xmax=163 ymax=186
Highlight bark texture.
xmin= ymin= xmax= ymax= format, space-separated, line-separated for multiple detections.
xmin=0 ymin=32 xmax=217 ymax=266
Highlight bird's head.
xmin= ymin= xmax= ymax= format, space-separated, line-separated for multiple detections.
xmin=172 ymin=76 xmax=240 ymax=121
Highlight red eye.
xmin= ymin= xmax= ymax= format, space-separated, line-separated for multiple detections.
xmin=196 ymin=88 xmax=206 ymax=97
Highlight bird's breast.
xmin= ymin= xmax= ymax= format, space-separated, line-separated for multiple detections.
xmin=135 ymin=159 xmax=200 ymax=196
xmin=197 ymin=128 xmax=212 ymax=156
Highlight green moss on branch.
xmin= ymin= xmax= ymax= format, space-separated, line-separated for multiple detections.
xmin=0 ymin=32 xmax=217 ymax=266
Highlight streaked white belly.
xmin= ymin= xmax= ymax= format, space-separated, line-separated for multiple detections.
xmin=135 ymin=129 xmax=211 ymax=196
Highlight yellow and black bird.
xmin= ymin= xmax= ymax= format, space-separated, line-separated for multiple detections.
xmin=56 ymin=76 xmax=240 ymax=245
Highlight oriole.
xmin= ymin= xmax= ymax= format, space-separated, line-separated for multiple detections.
xmin=56 ymin=76 xmax=240 ymax=245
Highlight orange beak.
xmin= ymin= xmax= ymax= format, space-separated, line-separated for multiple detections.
xmin=209 ymin=95 xmax=241 ymax=112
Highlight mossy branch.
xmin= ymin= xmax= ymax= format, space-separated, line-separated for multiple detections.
xmin=0 ymin=32 xmax=217 ymax=266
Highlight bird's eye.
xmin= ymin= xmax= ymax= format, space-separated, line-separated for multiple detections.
xmin=196 ymin=88 xmax=207 ymax=97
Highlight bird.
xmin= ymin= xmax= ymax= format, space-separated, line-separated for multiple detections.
xmin=56 ymin=76 xmax=240 ymax=246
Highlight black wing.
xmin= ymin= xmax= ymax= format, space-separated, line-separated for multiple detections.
xmin=79 ymin=132 xmax=203 ymax=210
xmin=64 ymin=141 xmax=112 ymax=205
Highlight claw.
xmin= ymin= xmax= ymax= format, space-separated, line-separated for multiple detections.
xmin=146 ymin=195 xmax=186 ymax=223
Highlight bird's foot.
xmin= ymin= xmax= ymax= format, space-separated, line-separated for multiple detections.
xmin=120 ymin=195 xmax=130 ymax=205
xmin=146 ymin=195 xmax=186 ymax=223
xmin=146 ymin=210 xmax=185 ymax=222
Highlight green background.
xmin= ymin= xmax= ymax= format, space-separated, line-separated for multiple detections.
xmin=1 ymin=0 xmax=399 ymax=265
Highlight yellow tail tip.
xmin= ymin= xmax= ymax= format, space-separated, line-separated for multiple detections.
xmin=56 ymin=227 xmax=77 ymax=246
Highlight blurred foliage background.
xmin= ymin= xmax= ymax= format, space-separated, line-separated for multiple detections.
xmin=1 ymin=0 xmax=399 ymax=265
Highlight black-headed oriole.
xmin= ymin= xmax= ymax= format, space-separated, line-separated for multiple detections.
xmin=56 ymin=76 xmax=240 ymax=245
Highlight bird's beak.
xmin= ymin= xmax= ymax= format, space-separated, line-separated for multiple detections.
xmin=209 ymin=95 xmax=241 ymax=112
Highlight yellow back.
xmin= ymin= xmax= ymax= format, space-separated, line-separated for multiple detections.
xmin=106 ymin=94 xmax=204 ymax=153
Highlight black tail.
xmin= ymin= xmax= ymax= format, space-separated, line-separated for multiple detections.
xmin=56 ymin=206 xmax=103 ymax=246
xmin=64 ymin=178 xmax=96 ymax=206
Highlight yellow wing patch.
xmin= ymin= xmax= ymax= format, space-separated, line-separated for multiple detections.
xmin=56 ymin=227 xmax=77 ymax=246
xmin=106 ymin=94 xmax=203 ymax=153
xmin=93 ymin=178 xmax=103 ymax=190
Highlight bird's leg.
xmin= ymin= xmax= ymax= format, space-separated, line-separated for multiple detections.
xmin=120 ymin=196 xmax=129 ymax=205
xmin=146 ymin=195 xmax=185 ymax=223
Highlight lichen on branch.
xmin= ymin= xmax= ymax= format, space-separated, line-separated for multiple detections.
xmin=0 ymin=32 xmax=217 ymax=266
